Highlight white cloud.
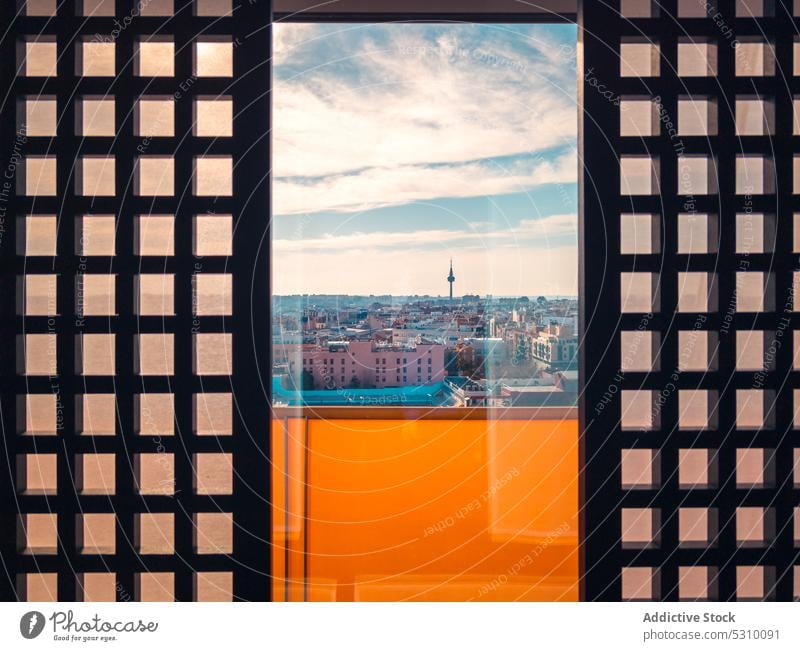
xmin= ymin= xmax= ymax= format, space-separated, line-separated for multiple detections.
xmin=272 ymin=23 xmax=320 ymax=62
xmin=271 ymin=25 xmax=579 ymax=296
xmin=273 ymin=212 xmax=577 ymax=253
xmin=273 ymin=150 xmax=577 ymax=214
xmin=273 ymin=24 xmax=577 ymax=214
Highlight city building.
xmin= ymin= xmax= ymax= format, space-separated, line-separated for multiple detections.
xmin=274 ymin=340 xmax=447 ymax=390
xmin=530 ymin=323 xmax=578 ymax=371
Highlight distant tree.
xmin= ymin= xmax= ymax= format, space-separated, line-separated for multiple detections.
xmin=536 ymin=296 xmax=548 ymax=307
xmin=300 ymin=369 xmax=314 ymax=391
xmin=348 ymin=376 xmax=360 ymax=389
xmin=515 ymin=337 xmax=528 ymax=362
xmin=518 ymin=296 xmax=530 ymax=304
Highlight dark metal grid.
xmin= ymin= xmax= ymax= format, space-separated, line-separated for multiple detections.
xmin=1 ymin=0 xmax=271 ymax=601
xmin=580 ymin=0 xmax=799 ymax=601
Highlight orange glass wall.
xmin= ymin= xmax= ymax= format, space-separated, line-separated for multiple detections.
xmin=272 ymin=414 xmax=579 ymax=601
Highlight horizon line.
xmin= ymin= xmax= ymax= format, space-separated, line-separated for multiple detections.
xmin=272 ymin=294 xmax=578 ymax=299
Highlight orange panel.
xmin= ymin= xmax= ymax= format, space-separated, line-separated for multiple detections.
xmin=271 ymin=418 xmax=578 ymax=601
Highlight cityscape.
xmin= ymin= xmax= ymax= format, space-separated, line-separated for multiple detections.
xmin=272 ymin=260 xmax=578 ymax=407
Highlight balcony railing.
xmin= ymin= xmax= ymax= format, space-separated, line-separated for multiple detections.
xmin=271 ymin=406 xmax=578 ymax=601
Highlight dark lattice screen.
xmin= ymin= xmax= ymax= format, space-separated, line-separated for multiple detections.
xmin=581 ymin=0 xmax=799 ymax=601
xmin=1 ymin=0 xmax=271 ymax=601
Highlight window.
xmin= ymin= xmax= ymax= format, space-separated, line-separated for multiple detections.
xmin=678 ymin=214 xmax=717 ymax=254
xmin=23 ymin=0 xmax=57 ymax=16
xmin=620 ymin=39 xmax=660 ymax=77
xmin=677 ymin=38 xmax=717 ymax=77
xmin=18 ymin=513 xmax=58 ymax=554
xmin=135 ymin=334 xmax=175 ymax=376
xmin=76 ymin=454 xmax=116 ymax=495
xmin=136 ymin=514 xmax=175 ymax=554
xmin=620 ymin=213 xmax=661 ymax=255
xmin=78 ymin=514 xmax=116 ymax=554
xmin=135 ymin=573 xmax=175 ymax=602
xmin=17 ymin=454 xmax=57 ymax=495
xmin=135 ymin=97 xmax=175 ymax=137
xmin=194 ymin=573 xmax=233 ymax=602
xmin=136 ymin=215 xmax=175 ymax=256
xmin=621 ymin=156 xmax=659 ymax=195
xmin=140 ymin=0 xmax=173 ymax=15
xmin=19 ymin=215 xmax=57 ymax=256
xmin=194 ymin=512 xmax=233 ymax=553
xmin=620 ymin=99 xmax=659 ymax=137
xmin=19 ymin=334 xmax=57 ymax=376
xmin=621 ymin=567 xmax=660 ymax=601
xmin=78 ymin=97 xmax=116 ymax=136
xmin=135 ymin=454 xmax=175 ymax=495
xmin=18 ymin=394 xmax=58 ymax=436
xmin=135 ymin=157 xmax=175 ymax=196
xmin=194 ymin=38 xmax=233 ymax=77
xmin=76 ymin=39 xmax=115 ymax=77
xmin=135 ymin=274 xmax=175 ymax=316
xmin=20 ymin=37 xmax=57 ymax=77
xmin=194 ymin=215 xmax=233 ymax=256
xmin=135 ymin=394 xmax=175 ymax=436
xmin=193 ymin=274 xmax=232 ymax=315
xmin=621 ymin=508 xmax=661 ymax=549
xmin=77 ymin=573 xmax=117 ymax=602
xmin=272 ymin=22 xmax=577 ymax=411
xmin=19 ymin=274 xmax=57 ymax=316
xmin=193 ymin=453 xmax=233 ymax=495
xmin=194 ymin=97 xmax=233 ymax=137
xmin=77 ymin=157 xmax=116 ymax=197
xmin=76 ymin=274 xmax=116 ymax=316
xmin=193 ymin=156 xmax=233 ymax=196
xmin=736 ymin=97 xmax=774 ymax=136
xmin=20 ymin=156 xmax=56 ymax=196
xmin=678 ymin=155 xmax=717 ymax=195
xmin=678 ymin=97 xmax=717 ymax=136
xmin=193 ymin=333 xmax=232 ymax=375
xmin=77 ymin=215 xmax=116 ymax=256
xmin=77 ymin=334 xmax=116 ymax=376
xmin=735 ymin=40 xmax=775 ymax=77
xmin=194 ymin=393 xmax=232 ymax=435
xmin=78 ymin=394 xmax=116 ymax=436
xmin=78 ymin=0 xmax=115 ymax=16
xmin=22 ymin=96 xmax=57 ymax=136
xmin=195 ymin=0 xmax=232 ymax=16
xmin=135 ymin=38 xmax=175 ymax=77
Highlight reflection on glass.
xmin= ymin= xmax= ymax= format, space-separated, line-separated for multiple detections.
xmin=269 ymin=21 xmax=579 ymax=602
xmin=272 ymin=22 xmax=578 ymax=409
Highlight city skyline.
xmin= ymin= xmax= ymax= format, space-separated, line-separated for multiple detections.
xmin=272 ymin=22 xmax=578 ymax=297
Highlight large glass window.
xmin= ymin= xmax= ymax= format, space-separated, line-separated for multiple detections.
xmin=271 ymin=22 xmax=578 ymax=602
xmin=272 ymin=23 xmax=578 ymax=409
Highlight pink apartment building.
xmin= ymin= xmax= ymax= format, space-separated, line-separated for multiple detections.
xmin=274 ymin=340 xmax=446 ymax=389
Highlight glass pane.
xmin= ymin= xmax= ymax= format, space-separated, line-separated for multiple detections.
xmin=270 ymin=21 xmax=579 ymax=602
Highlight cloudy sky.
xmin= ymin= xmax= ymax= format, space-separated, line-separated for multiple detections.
xmin=272 ymin=23 xmax=577 ymax=297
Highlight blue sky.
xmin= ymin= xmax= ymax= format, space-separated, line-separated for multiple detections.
xmin=272 ymin=23 xmax=577 ymax=297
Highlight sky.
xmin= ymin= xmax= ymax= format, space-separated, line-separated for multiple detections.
xmin=272 ymin=23 xmax=578 ymax=297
